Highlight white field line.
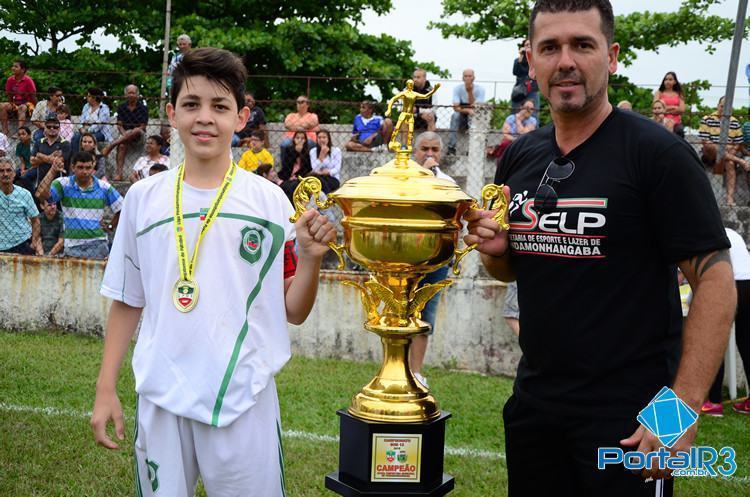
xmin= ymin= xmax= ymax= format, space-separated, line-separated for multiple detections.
xmin=5 ymin=402 xmax=750 ymax=485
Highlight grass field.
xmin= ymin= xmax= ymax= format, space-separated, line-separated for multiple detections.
xmin=1 ymin=330 xmax=749 ymax=496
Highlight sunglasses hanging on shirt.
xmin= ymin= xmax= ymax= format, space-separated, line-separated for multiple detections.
xmin=534 ymin=157 xmax=575 ymax=215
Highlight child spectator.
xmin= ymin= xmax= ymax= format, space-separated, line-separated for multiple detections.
xmin=310 ymin=129 xmax=341 ymax=193
xmin=238 ymin=130 xmax=274 ymax=172
xmin=148 ymin=163 xmax=168 ymax=176
xmin=256 ymin=163 xmax=282 ymax=186
xmin=14 ymin=126 xmax=32 ymax=174
xmin=129 ymin=135 xmax=169 ymax=182
xmin=35 ymin=150 xmax=123 ymax=259
xmin=90 ymin=47 xmax=334 ymax=496
xmin=345 ymin=101 xmax=392 ymax=152
xmin=39 ymin=201 xmax=64 ymax=256
xmin=56 ymin=104 xmax=74 ymax=142
xmin=79 ymin=132 xmax=107 ymax=179
xmin=651 ymin=100 xmax=675 ymax=132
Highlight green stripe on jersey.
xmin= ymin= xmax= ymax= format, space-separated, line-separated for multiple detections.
xmin=65 ymin=227 xmax=106 ymax=239
xmin=61 ymin=196 xmax=107 ymax=209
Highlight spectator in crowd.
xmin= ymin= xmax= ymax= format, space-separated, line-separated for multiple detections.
xmin=79 ymin=132 xmax=107 ymax=179
xmin=256 ymin=163 xmax=283 ymax=186
xmin=233 ymin=92 xmax=268 ymax=147
xmin=281 ymin=95 xmax=319 ymax=149
xmin=410 ymin=131 xmax=454 ymax=388
xmin=699 ymin=96 xmax=748 ymax=206
xmin=39 ymin=201 xmax=64 ymax=256
xmin=30 ymin=86 xmax=64 ymax=141
xmin=148 ymin=163 xmax=168 ymax=176
xmin=503 ymin=281 xmax=520 ymax=336
xmin=239 ymin=130 xmax=273 ymax=172
xmin=0 ymin=130 xmax=8 ymax=157
xmin=14 ymin=126 xmax=32 ymax=174
xmin=36 ymin=151 xmax=122 ymax=259
xmin=616 ymin=100 xmax=632 ymax=110
xmin=0 ymin=60 xmax=36 ymax=136
xmin=160 ymin=124 xmax=171 ymax=156
xmin=71 ymin=87 xmax=112 ymax=153
xmin=412 ymin=68 xmax=437 ymax=131
xmin=56 ymin=104 xmax=74 ymax=141
xmin=448 ymin=68 xmax=486 ymax=155
xmin=487 ymin=99 xmax=537 ymax=168
xmin=310 ymin=129 xmax=341 ymax=193
xmin=166 ymin=34 xmax=192 ymax=95
xmin=0 ymin=157 xmax=42 ymax=255
xmin=345 ymin=101 xmax=392 ymax=152
xmin=511 ymin=39 xmax=539 ymax=114
xmin=702 ymin=226 xmax=750 ymax=416
xmin=24 ymin=117 xmax=71 ymax=192
xmin=654 ymin=71 xmax=685 ymax=138
xmin=651 ymin=99 xmax=675 ymax=132
xmin=129 ymin=135 xmax=169 ymax=182
xmin=279 ymin=130 xmax=313 ymax=202
xmin=102 ymin=84 xmax=149 ymax=181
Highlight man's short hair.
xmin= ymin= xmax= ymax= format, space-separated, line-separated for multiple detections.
xmin=413 ymin=68 xmax=427 ymax=77
xmin=13 ymin=59 xmax=27 ymax=71
xmin=18 ymin=126 xmax=31 ymax=135
xmin=72 ymin=151 xmax=94 ymax=165
xmin=529 ymin=0 xmax=615 ymax=45
xmin=250 ymin=130 xmax=265 ymax=141
xmin=124 ymin=84 xmax=139 ymax=95
xmin=177 ymin=34 xmax=192 ymax=44
xmin=170 ymin=47 xmax=247 ymax=113
xmin=414 ymin=131 xmax=443 ymax=150
xmin=147 ymin=134 xmax=165 ymax=147
xmin=0 ymin=157 xmax=14 ymax=168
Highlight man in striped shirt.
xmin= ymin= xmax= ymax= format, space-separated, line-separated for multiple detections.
xmin=36 ymin=150 xmax=122 ymax=258
xmin=699 ymin=96 xmax=748 ymax=206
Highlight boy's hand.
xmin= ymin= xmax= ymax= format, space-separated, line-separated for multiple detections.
xmin=294 ymin=209 xmax=336 ymax=259
xmin=91 ymin=390 xmax=126 ymax=449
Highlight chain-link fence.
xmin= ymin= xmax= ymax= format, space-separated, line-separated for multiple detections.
xmin=2 ymin=93 xmax=750 ymax=260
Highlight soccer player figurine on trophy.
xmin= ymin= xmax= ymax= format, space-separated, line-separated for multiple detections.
xmin=385 ymin=79 xmax=440 ymax=154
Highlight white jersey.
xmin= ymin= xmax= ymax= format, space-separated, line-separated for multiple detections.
xmin=101 ymin=167 xmax=295 ymax=427
xmin=726 ymin=228 xmax=750 ymax=281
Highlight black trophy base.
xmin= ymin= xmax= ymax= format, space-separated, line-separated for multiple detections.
xmin=325 ymin=409 xmax=454 ymax=496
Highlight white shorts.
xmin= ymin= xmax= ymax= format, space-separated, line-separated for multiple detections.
xmin=133 ymin=379 xmax=286 ymax=497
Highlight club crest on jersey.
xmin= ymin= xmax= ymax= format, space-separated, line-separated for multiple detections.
xmin=240 ymin=226 xmax=264 ymax=265
xmin=199 ymin=207 xmax=209 ymax=221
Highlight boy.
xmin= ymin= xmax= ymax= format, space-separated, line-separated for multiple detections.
xmin=238 ymin=130 xmax=273 ymax=172
xmin=39 ymin=201 xmax=64 ymax=256
xmin=345 ymin=101 xmax=392 ymax=152
xmin=90 ymin=47 xmax=335 ymax=497
xmin=14 ymin=126 xmax=32 ymax=174
xmin=36 ymin=150 xmax=122 ymax=259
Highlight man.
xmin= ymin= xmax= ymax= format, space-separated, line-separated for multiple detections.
xmin=345 ymin=101 xmax=393 ymax=152
xmin=0 ymin=60 xmax=37 ymax=136
xmin=36 ymin=151 xmax=122 ymax=259
xmin=0 ymin=158 xmax=42 ymax=255
xmin=464 ymin=1 xmax=735 ymax=495
xmin=412 ymin=68 xmax=437 ymax=131
xmin=447 ymin=68 xmax=485 ymax=155
xmin=410 ymin=131 xmax=453 ymax=387
xmin=102 ymin=84 xmax=149 ymax=181
xmin=166 ymin=34 xmax=192 ymax=95
xmin=699 ymin=97 xmax=747 ymax=206
xmin=233 ymin=92 xmax=268 ymax=147
xmin=30 ymin=86 xmax=64 ymax=140
xmin=23 ymin=117 xmax=71 ymax=192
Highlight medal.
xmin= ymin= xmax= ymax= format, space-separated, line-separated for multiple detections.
xmin=173 ymin=161 xmax=237 ymax=312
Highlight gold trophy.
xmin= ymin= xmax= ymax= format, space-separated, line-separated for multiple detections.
xmin=291 ymin=80 xmax=508 ymax=496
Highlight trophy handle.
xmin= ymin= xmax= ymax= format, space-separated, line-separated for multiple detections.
xmin=452 ymin=184 xmax=510 ymax=276
xmin=289 ymin=177 xmax=347 ymax=270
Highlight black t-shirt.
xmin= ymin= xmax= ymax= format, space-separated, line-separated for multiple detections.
xmin=414 ymin=81 xmax=433 ymax=110
xmin=495 ymin=108 xmax=730 ymax=418
xmin=236 ymin=106 xmax=267 ymax=139
xmin=116 ymin=101 xmax=149 ymax=130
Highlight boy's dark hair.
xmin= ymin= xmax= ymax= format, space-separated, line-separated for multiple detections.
xmin=529 ymin=0 xmax=614 ymax=44
xmin=149 ymin=163 xmax=169 ymax=174
xmin=256 ymin=164 xmax=273 ymax=176
xmin=88 ymin=87 xmax=104 ymax=102
xmin=72 ymin=151 xmax=94 ymax=165
xmin=147 ymin=134 xmax=165 ymax=147
xmin=13 ymin=59 xmax=27 ymax=71
xmin=18 ymin=126 xmax=31 ymax=135
xmin=170 ymin=47 xmax=247 ymax=112
xmin=360 ymin=101 xmax=375 ymax=110
xmin=250 ymin=130 xmax=265 ymax=141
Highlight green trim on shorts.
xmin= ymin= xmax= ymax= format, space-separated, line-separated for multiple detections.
xmin=277 ymin=420 xmax=287 ymax=497
xmin=134 ymin=396 xmax=143 ymax=497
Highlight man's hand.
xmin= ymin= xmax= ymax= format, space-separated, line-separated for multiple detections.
xmin=91 ymin=390 xmax=126 ymax=449
xmin=462 ymin=185 xmax=511 ymax=257
xmin=294 ymin=209 xmax=336 ymax=259
xmin=423 ymin=157 xmax=438 ymax=170
xmin=620 ymin=422 xmax=698 ymax=480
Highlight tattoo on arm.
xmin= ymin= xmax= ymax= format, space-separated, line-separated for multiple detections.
xmin=687 ymin=250 xmax=732 ymax=279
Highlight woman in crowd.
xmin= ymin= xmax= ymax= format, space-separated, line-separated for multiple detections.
xmin=129 ymin=135 xmax=169 ymax=183
xmin=654 ymin=71 xmax=685 ymax=137
xmin=309 ymin=129 xmax=341 ymax=194
xmin=651 ymin=100 xmax=675 ymax=132
xmin=71 ymin=88 xmax=112 ymax=152
xmin=79 ymin=132 xmax=108 ymax=179
xmin=280 ymin=95 xmax=319 ymax=149
xmin=278 ymin=130 xmax=312 ymax=203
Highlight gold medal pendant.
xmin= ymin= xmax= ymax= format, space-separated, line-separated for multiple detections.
xmin=173 ymin=279 xmax=199 ymax=312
